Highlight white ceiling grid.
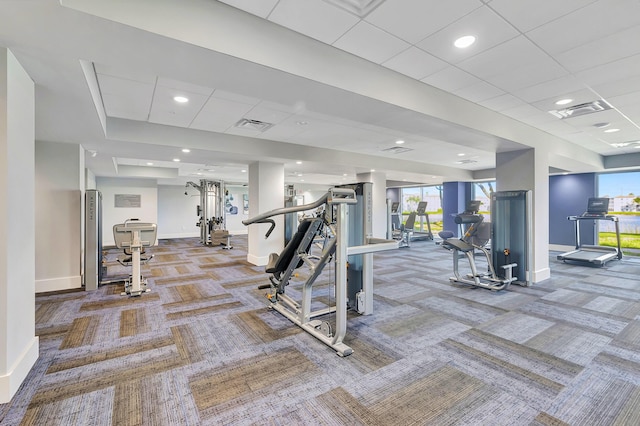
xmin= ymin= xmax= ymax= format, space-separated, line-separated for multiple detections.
xmin=2 ymin=0 xmax=640 ymax=187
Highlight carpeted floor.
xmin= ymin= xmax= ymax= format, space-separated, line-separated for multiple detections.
xmin=1 ymin=236 xmax=639 ymax=425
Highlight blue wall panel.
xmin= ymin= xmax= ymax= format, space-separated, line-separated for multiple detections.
xmin=549 ymin=173 xmax=596 ymax=246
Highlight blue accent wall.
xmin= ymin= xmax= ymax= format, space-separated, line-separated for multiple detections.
xmin=442 ymin=182 xmax=470 ymax=237
xmin=549 ymin=173 xmax=597 ymax=246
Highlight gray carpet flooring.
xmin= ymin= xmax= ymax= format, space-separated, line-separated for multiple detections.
xmin=1 ymin=236 xmax=639 ymax=425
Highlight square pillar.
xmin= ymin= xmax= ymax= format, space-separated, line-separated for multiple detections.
xmin=0 ymin=48 xmax=39 ymax=403
xmin=496 ymin=148 xmax=550 ymax=283
xmin=247 ymin=162 xmax=284 ymax=266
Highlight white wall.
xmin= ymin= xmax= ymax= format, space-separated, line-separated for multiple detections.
xmin=158 ymin=185 xmax=200 ymax=239
xmin=97 ymin=177 xmax=158 ymax=247
xmin=225 ymin=185 xmax=249 ymax=235
xmin=35 ymin=141 xmax=83 ymax=292
xmin=0 ymin=48 xmax=39 ymax=403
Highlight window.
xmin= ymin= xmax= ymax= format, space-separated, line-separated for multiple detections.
xmin=472 ymin=181 xmax=495 ymax=222
xmin=598 ymin=172 xmax=640 ymax=256
xmin=400 ymin=185 xmax=444 ymax=232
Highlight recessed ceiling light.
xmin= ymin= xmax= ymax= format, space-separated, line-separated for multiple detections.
xmin=395 ymin=140 xmax=405 ymax=145
xmin=402 ymin=179 xmax=407 ymax=181
xmin=370 ymin=169 xmax=376 ymax=172
xmin=593 ymin=122 xmax=610 ymax=129
xmin=173 ymin=158 xmax=180 ymax=162
xmin=635 ymin=145 xmax=640 ymax=149
xmin=454 ymin=35 xmax=476 ymax=48
xmin=297 ymin=173 xmax=303 ymax=177
xmin=300 ymin=179 xmax=305 ymax=182
xmin=241 ymin=169 xmax=247 ymax=173
xmin=146 ymin=162 xmax=153 ymax=166
xmin=457 ymin=153 xmax=466 ymax=156
xmin=196 ymin=172 xmax=202 ymax=175
xmin=343 ymin=173 xmax=348 ymax=176
xmin=296 ymin=121 xmax=308 ymax=126
xmin=555 ymin=98 xmax=573 ymax=106
xmin=174 ymin=96 xmax=189 ymax=103
xmin=296 ymin=161 xmax=302 ymax=164
xmin=182 ymin=148 xmax=191 ymax=153
xmin=604 ymin=128 xmax=620 ymax=133
xmin=562 ymin=172 xmax=569 ymax=175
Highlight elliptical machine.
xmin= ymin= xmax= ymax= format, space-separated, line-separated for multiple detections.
xmin=441 ymin=212 xmax=517 ymax=291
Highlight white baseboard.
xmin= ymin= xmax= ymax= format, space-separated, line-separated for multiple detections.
xmin=247 ymin=253 xmax=268 ymax=266
xmin=35 ymin=275 xmax=82 ymax=293
xmin=0 ymin=336 xmax=39 ymax=403
xmin=532 ymin=267 xmax=551 ymax=283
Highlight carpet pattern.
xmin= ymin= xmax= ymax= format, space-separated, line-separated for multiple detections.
xmin=1 ymin=236 xmax=640 ymax=425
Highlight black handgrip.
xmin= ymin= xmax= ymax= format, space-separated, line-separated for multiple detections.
xmin=257 ymin=219 xmax=276 ymax=239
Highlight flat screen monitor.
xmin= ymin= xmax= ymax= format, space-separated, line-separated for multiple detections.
xmin=416 ymin=201 xmax=428 ymax=214
xmin=586 ymin=197 xmax=609 ymax=214
xmin=465 ymin=200 xmax=481 ymax=214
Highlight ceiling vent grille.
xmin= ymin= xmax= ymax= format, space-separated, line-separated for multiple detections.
xmin=382 ymin=146 xmax=413 ymax=154
xmin=549 ymin=100 xmax=612 ymax=119
xmin=322 ymin=0 xmax=387 ymax=17
xmin=234 ymin=118 xmax=274 ymax=132
xmin=455 ymin=159 xmax=478 ymax=164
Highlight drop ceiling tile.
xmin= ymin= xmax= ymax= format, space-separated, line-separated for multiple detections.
xmin=93 ymin=64 xmax=156 ymax=84
xmin=421 ymin=66 xmax=480 ymax=92
xmin=488 ymin=0 xmax=597 ymax=33
xmin=268 ymin=0 xmax=360 ymax=44
xmin=482 ymin=58 xmax=568 ymax=93
xmin=592 ymin=75 xmax=640 ymax=100
xmin=365 ymin=0 xmax=483 ymax=44
xmin=555 ymin=25 xmax=640 ymax=73
xmin=156 ymin=77 xmax=214 ymax=96
xmin=382 ymin=46 xmax=448 ymax=80
xmin=416 ymin=6 xmax=519 ymax=64
xmin=148 ymin=86 xmax=209 ymax=128
xmin=97 ymin=74 xmax=154 ymax=101
xmin=217 ymin=0 xmax=279 ymax=18
xmin=243 ymin=105 xmax=292 ymax=125
xmin=101 ymin=93 xmax=151 ymax=121
xmin=453 ymin=80 xmax=504 ymax=103
xmin=333 ymin=21 xmax=410 ymax=64
xmin=211 ymin=89 xmax=261 ymax=105
xmin=530 ymin=88 xmax=600 ymax=113
xmin=190 ymin=97 xmax=255 ymax=133
xmin=479 ymin=93 xmax=525 ymax=112
xmin=575 ymin=53 xmax=640 ymax=88
xmin=512 ymin=75 xmax=585 ymax=104
xmin=526 ymin=0 xmax=640 ymax=55
xmin=457 ymin=36 xmax=550 ymax=80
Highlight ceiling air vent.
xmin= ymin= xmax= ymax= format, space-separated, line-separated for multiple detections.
xmin=455 ymin=159 xmax=478 ymax=165
xmin=234 ymin=118 xmax=274 ymax=132
xmin=548 ymin=100 xmax=612 ymax=119
xmin=382 ymin=146 xmax=413 ymax=154
xmin=322 ymin=0 xmax=386 ymax=17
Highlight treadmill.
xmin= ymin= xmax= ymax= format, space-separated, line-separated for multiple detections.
xmin=557 ymin=197 xmax=622 ymax=266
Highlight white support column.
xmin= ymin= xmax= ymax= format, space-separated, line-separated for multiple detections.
xmin=496 ymin=148 xmax=550 ymax=283
xmin=247 ymin=162 xmax=284 ymax=266
xmin=0 ymin=48 xmax=39 ymax=403
xmin=356 ymin=171 xmax=386 ymax=238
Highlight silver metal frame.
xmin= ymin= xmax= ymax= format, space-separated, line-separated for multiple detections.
xmin=243 ymin=187 xmax=398 ymax=356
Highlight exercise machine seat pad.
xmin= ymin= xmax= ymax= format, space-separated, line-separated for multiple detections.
xmin=265 ymin=218 xmax=315 ymax=274
xmin=443 ymin=238 xmax=474 ymax=253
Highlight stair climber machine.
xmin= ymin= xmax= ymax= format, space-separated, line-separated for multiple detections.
xmin=441 ymin=190 xmax=532 ymax=291
xmin=243 ymin=185 xmax=399 ymax=356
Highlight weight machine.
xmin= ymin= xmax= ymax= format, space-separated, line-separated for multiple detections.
xmin=441 ymin=190 xmax=532 ymax=291
xmin=243 ymin=186 xmax=399 ymax=356
xmin=113 ymin=219 xmax=157 ymax=296
xmin=186 ymin=179 xmax=232 ymax=248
